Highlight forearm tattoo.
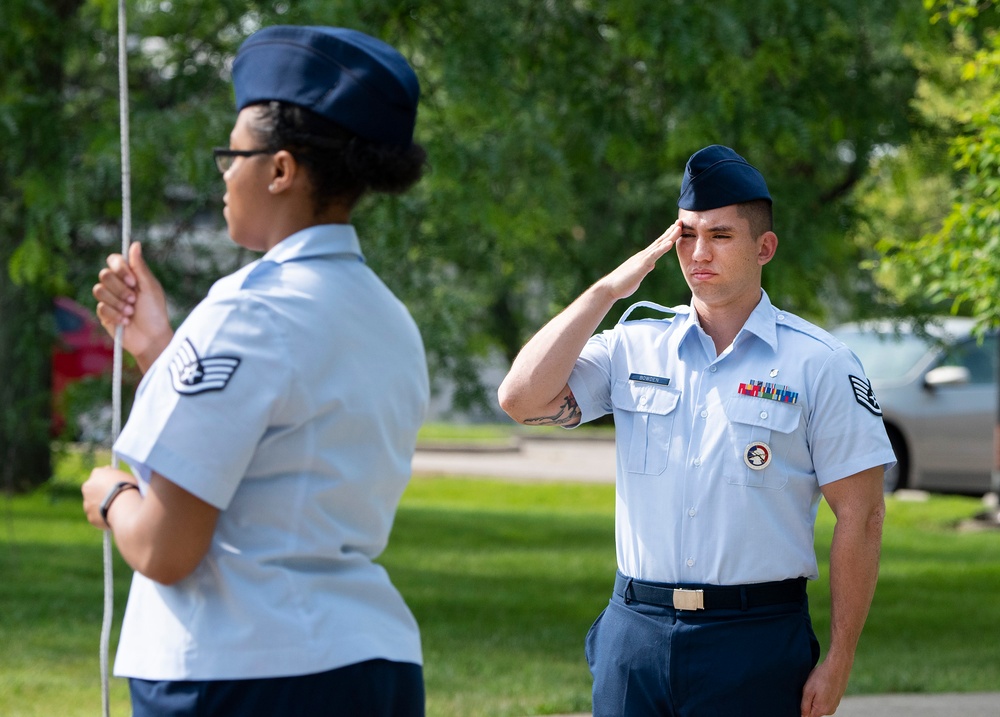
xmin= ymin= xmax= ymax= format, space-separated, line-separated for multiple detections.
xmin=524 ymin=392 xmax=582 ymax=426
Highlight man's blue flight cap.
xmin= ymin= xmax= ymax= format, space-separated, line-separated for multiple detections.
xmin=678 ymin=145 xmax=771 ymax=211
xmin=232 ymin=25 xmax=419 ymax=147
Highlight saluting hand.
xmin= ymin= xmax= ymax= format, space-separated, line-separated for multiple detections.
xmin=596 ymin=220 xmax=682 ymax=301
xmin=93 ymin=241 xmax=173 ymax=373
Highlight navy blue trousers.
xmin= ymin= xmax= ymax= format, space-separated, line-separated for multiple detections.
xmin=129 ymin=659 xmax=424 ymax=717
xmin=586 ymin=582 xmax=820 ymax=717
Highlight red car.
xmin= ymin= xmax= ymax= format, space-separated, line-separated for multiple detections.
xmin=52 ymin=296 xmax=114 ymax=435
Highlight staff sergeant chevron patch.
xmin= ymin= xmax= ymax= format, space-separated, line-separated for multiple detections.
xmin=848 ymin=374 xmax=882 ymax=416
xmin=169 ymin=338 xmax=241 ymax=395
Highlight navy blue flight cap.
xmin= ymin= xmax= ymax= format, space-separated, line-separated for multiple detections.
xmin=232 ymin=25 xmax=419 ymax=147
xmin=678 ymin=145 xmax=771 ymax=211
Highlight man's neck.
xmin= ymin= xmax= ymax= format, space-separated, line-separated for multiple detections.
xmin=693 ymin=289 xmax=763 ymax=355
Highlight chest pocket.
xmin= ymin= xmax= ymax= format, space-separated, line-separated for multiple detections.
xmin=723 ymin=396 xmax=801 ymax=489
xmin=611 ymin=380 xmax=681 ymax=475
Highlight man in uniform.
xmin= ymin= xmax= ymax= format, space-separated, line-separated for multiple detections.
xmin=498 ymin=145 xmax=892 ymax=717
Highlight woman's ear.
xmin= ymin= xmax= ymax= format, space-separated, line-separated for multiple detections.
xmin=268 ymin=149 xmax=298 ymax=193
xmin=757 ymin=231 xmax=778 ymax=266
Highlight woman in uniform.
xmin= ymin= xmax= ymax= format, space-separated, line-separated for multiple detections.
xmin=82 ymin=25 xmax=429 ymax=717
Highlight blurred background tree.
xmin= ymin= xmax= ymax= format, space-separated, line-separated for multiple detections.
xmin=2 ymin=0 xmax=257 ymax=491
xmin=2 ymin=0 xmax=87 ymax=492
xmin=854 ymin=0 xmax=1000 ymax=332
xmin=2 ymin=0 xmax=961 ymax=489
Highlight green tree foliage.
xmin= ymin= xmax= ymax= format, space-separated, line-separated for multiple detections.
xmin=337 ymin=0 xmax=932 ymax=407
xmin=855 ymin=0 xmax=1000 ymax=331
xmin=1 ymin=0 xmax=86 ymax=491
xmin=3 ymin=0 xmax=933 ymax=487
xmin=1 ymin=0 xmax=258 ymax=490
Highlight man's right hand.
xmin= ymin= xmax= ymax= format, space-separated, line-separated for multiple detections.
xmin=595 ymin=220 xmax=681 ymax=301
xmin=93 ymin=241 xmax=173 ymax=373
xmin=499 ymin=220 xmax=682 ymax=425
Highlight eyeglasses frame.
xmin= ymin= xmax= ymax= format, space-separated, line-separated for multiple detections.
xmin=213 ymin=147 xmax=273 ymax=173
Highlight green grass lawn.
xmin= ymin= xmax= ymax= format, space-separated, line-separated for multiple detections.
xmin=2 ymin=453 xmax=999 ymax=716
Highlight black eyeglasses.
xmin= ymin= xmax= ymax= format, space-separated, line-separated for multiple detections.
xmin=213 ymin=148 xmax=272 ymax=173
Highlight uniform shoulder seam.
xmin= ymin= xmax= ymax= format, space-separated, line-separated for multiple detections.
xmin=775 ymin=310 xmax=843 ymax=352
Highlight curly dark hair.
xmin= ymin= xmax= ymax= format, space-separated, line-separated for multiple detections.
xmin=245 ymin=101 xmax=427 ymax=214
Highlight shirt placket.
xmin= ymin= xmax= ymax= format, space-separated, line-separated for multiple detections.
xmin=677 ymin=335 xmax=718 ymax=579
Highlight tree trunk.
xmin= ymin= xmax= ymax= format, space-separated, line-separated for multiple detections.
xmin=0 ymin=273 xmax=53 ymax=494
xmin=0 ymin=0 xmax=85 ymax=493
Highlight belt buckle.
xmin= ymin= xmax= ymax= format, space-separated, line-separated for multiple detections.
xmin=673 ymin=588 xmax=704 ymax=611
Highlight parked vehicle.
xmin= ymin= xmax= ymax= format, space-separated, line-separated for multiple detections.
xmin=52 ymin=296 xmax=114 ymax=436
xmin=830 ymin=318 xmax=997 ymax=494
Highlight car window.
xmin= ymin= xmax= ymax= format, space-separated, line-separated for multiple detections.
xmin=937 ymin=335 xmax=998 ymax=385
xmin=830 ymin=329 xmax=932 ymax=381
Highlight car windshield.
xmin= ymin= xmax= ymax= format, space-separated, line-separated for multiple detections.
xmin=830 ymin=328 xmax=932 ymax=381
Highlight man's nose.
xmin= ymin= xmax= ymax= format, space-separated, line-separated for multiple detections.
xmin=691 ymin=236 xmax=711 ymax=260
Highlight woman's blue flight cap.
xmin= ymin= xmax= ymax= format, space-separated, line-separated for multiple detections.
xmin=678 ymin=145 xmax=771 ymax=211
xmin=232 ymin=25 xmax=419 ymax=147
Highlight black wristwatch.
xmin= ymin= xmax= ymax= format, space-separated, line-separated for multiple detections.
xmin=99 ymin=481 xmax=139 ymax=528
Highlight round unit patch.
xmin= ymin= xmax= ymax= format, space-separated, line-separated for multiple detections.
xmin=743 ymin=442 xmax=772 ymax=470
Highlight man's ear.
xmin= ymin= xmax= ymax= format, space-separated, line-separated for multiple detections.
xmin=757 ymin=231 xmax=778 ymax=266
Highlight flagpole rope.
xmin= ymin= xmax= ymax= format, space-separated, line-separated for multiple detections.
xmin=101 ymin=0 xmax=132 ymax=714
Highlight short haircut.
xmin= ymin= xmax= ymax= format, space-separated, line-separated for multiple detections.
xmin=247 ymin=101 xmax=428 ymax=213
xmin=736 ymin=199 xmax=773 ymax=240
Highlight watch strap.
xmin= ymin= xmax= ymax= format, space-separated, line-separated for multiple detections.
xmin=99 ymin=481 xmax=139 ymax=527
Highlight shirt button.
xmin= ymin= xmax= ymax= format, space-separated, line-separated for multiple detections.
xmin=709 ymin=365 xmax=718 ymax=373
xmin=686 ymin=558 xmax=696 ymax=567
xmin=640 ymin=396 xmax=647 ymax=405
xmin=777 ymin=314 xmax=786 ymax=321
xmin=700 ymin=410 xmax=709 ymax=419
xmin=688 ymin=508 xmax=697 ymax=517
xmin=693 ymin=458 xmax=702 ymax=467
xmin=760 ymin=411 xmax=768 ymax=419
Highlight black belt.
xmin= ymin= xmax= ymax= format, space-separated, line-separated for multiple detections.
xmin=615 ymin=572 xmax=807 ymax=611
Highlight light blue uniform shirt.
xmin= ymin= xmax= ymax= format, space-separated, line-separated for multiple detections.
xmin=113 ymin=224 xmax=428 ymax=680
xmin=568 ymin=291 xmax=894 ymax=585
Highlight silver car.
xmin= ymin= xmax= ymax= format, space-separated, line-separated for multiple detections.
xmin=829 ymin=318 xmax=998 ymax=494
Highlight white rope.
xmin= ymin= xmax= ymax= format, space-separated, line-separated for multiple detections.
xmin=101 ymin=0 xmax=132 ymax=714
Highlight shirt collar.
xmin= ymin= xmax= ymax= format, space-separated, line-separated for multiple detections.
xmin=675 ymin=290 xmax=779 ymax=352
xmin=672 ymin=303 xmax=700 ymax=342
xmin=737 ymin=290 xmax=778 ymax=351
xmin=261 ymin=224 xmax=365 ymax=265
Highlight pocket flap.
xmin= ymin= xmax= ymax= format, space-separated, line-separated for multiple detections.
xmin=724 ymin=396 xmax=801 ymax=433
xmin=612 ymin=379 xmax=681 ymax=415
